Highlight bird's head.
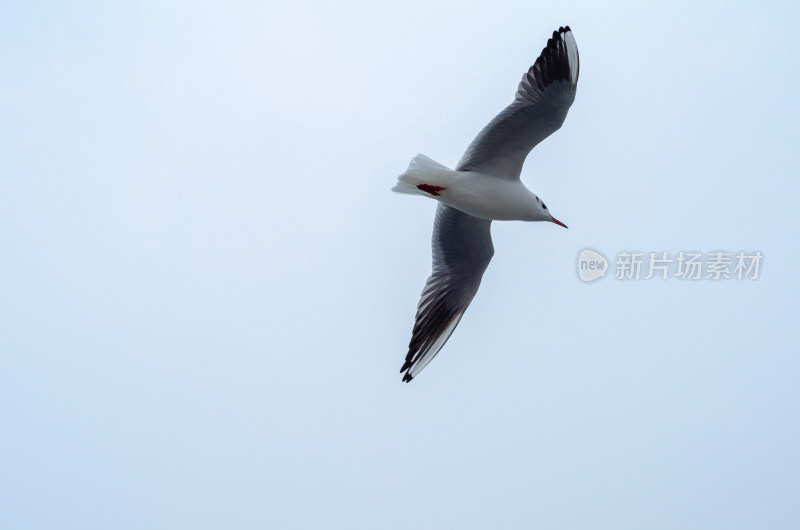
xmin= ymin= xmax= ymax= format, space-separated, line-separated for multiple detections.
xmin=532 ymin=194 xmax=568 ymax=228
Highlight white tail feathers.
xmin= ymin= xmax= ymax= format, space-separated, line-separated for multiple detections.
xmin=392 ymin=154 xmax=456 ymax=196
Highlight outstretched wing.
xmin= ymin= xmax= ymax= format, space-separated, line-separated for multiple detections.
xmin=400 ymin=204 xmax=494 ymax=382
xmin=456 ymin=26 xmax=580 ymax=180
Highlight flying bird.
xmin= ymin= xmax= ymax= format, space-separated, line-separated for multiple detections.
xmin=392 ymin=26 xmax=579 ymax=382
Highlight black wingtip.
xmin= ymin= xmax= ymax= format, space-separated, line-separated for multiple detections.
xmin=552 ymin=26 xmax=572 ymax=42
xmin=525 ymin=25 xmax=577 ymax=91
xmin=402 ymin=372 xmax=413 ymax=383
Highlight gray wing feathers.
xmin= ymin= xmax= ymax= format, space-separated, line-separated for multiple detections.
xmin=456 ymin=26 xmax=579 ymax=179
xmin=400 ymin=204 xmax=494 ymax=382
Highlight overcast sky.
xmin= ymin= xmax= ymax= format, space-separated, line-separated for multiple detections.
xmin=2 ymin=1 xmax=799 ymax=528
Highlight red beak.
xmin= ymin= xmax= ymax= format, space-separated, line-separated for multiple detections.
xmin=550 ymin=216 xmax=568 ymax=229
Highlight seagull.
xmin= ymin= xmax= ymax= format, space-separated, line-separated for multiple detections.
xmin=392 ymin=26 xmax=579 ymax=382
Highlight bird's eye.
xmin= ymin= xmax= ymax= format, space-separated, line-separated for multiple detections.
xmin=542 ymin=203 xmax=547 ymax=210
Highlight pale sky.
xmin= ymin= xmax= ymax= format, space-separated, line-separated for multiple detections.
xmin=2 ymin=1 xmax=799 ymax=528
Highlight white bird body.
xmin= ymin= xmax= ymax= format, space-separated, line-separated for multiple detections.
xmin=393 ymin=26 xmax=579 ymax=382
xmin=393 ymin=155 xmax=548 ymax=222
